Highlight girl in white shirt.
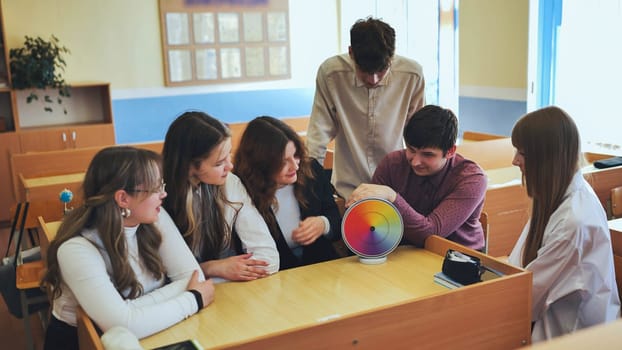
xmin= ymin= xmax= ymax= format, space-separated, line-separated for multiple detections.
xmin=508 ymin=106 xmax=620 ymax=342
xmin=43 ymin=146 xmax=214 ymax=350
xmin=162 ymin=112 xmax=279 ymax=282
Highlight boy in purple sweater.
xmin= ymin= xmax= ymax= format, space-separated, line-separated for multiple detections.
xmin=346 ymin=105 xmax=487 ymax=250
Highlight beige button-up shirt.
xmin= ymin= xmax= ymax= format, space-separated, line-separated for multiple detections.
xmin=307 ymin=53 xmax=425 ymax=199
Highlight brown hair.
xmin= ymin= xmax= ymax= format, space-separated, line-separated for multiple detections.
xmin=162 ymin=111 xmax=234 ymax=261
xmin=233 ymin=116 xmax=314 ymax=238
xmin=45 ymin=146 xmax=165 ymax=299
xmin=350 ymin=17 xmax=395 ymax=73
xmin=511 ymin=106 xmax=580 ymax=265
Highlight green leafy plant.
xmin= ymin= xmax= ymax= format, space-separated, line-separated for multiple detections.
xmin=9 ymin=35 xmax=71 ymax=114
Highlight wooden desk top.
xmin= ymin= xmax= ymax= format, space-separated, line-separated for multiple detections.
xmin=20 ymin=172 xmax=85 ymax=189
xmin=456 ymin=138 xmax=514 ymax=170
xmin=43 ymin=220 xmax=61 ymax=242
xmin=141 ymin=237 xmax=531 ymax=350
xmin=486 ymin=166 xmax=522 ymax=188
xmin=522 ymin=318 xmax=622 ymax=349
xmin=140 ymin=246 xmax=449 ymax=349
xmin=608 ymin=218 xmax=622 ymax=232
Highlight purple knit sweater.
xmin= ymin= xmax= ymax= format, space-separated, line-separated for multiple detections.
xmin=372 ymin=149 xmax=487 ymax=250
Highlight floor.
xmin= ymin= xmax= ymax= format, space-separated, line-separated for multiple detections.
xmin=0 ymin=221 xmax=46 ymax=350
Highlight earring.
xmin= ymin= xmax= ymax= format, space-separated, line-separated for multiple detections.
xmin=121 ymin=207 xmax=131 ymax=218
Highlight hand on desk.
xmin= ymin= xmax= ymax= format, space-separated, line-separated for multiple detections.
xmin=292 ymin=216 xmax=325 ymax=246
xmin=202 ymin=253 xmax=270 ymax=281
xmin=346 ymin=184 xmax=397 ymax=207
xmin=186 ymin=270 xmax=215 ymax=309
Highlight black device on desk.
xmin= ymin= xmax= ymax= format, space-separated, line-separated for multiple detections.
xmin=442 ymin=249 xmax=482 ymax=285
xmin=441 ymin=249 xmax=504 ymax=286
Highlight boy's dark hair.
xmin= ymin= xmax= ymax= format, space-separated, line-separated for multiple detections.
xmin=403 ymin=105 xmax=458 ymax=155
xmin=350 ymin=17 xmax=395 ymax=73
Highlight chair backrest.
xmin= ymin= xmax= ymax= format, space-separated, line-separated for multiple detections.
xmin=611 ymin=186 xmax=622 ymax=218
xmin=10 ymin=202 xmax=30 ymax=268
xmin=479 ymin=211 xmax=489 ymax=254
xmin=610 ymin=227 xmax=622 ymax=301
xmin=37 ymin=216 xmax=57 ymax=261
xmin=77 ymin=306 xmax=105 ymax=350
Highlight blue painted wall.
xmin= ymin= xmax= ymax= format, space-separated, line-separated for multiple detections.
xmin=112 ymin=88 xmax=315 ymax=144
xmin=112 ymin=88 xmax=525 ymax=144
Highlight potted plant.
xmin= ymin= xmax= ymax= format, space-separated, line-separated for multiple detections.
xmin=9 ymin=35 xmax=71 ymax=114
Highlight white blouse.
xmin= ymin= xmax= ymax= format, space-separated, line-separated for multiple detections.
xmin=509 ymin=171 xmax=620 ymax=342
xmin=53 ymin=208 xmax=202 ymax=338
xmin=222 ymin=173 xmax=279 ymax=273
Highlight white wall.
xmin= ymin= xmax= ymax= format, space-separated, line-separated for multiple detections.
xmin=4 ymin=0 xmax=340 ymax=97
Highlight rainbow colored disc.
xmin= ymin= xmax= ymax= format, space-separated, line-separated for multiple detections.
xmin=341 ymin=197 xmax=403 ymax=259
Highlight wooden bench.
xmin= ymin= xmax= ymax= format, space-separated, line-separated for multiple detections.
xmin=229 ymin=116 xmax=310 ymax=156
xmin=462 ymin=130 xmax=506 ymax=142
xmin=456 ymin=138 xmax=515 ymax=170
xmin=9 ymin=142 xmax=164 ymax=202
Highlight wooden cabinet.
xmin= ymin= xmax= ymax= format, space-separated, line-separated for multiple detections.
xmin=0 ymin=133 xmax=21 ymax=221
xmin=0 ymin=4 xmax=115 ymax=222
xmin=0 ymin=4 xmax=15 ymax=131
xmin=19 ymin=122 xmax=115 ymax=152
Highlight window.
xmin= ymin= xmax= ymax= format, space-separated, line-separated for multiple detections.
xmin=531 ymin=0 xmax=622 ymax=150
xmin=340 ymin=0 xmax=459 ymax=111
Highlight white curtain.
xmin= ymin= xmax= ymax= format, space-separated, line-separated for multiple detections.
xmin=555 ymin=0 xmax=622 ymax=150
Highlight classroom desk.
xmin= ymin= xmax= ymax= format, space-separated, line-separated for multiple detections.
xmin=19 ymin=172 xmax=84 ymax=201
xmin=140 ymin=236 xmax=532 ymax=350
xmin=483 ymin=164 xmax=622 ymax=257
xmin=456 ymin=138 xmax=515 ymax=170
xmin=608 ymin=218 xmax=622 ymax=298
xmin=520 ymin=318 xmax=622 ymax=349
xmin=480 ymin=166 xmax=529 ymax=256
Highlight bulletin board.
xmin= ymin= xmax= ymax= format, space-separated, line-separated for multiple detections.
xmin=158 ymin=0 xmax=290 ymax=86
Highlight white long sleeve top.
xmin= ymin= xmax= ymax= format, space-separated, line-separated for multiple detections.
xmin=509 ymin=171 xmax=621 ymax=342
xmin=52 ymin=208 xmax=203 ymax=339
xmin=221 ymin=173 xmax=279 ymax=273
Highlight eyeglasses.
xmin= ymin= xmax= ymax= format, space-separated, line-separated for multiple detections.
xmin=129 ymin=181 xmax=166 ymax=194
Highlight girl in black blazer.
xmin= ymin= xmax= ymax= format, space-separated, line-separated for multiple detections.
xmin=234 ymin=116 xmax=340 ymax=269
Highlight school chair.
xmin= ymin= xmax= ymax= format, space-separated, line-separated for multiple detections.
xmin=610 ymin=186 xmax=622 ymax=218
xmin=0 ymin=202 xmax=49 ymax=350
xmin=330 ymin=195 xmax=352 ymax=258
xmin=77 ymin=305 xmax=105 ymax=350
xmin=609 ymin=225 xmax=622 ymax=302
xmin=479 ymin=211 xmax=489 ymax=254
xmin=5 ymin=202 xmax=38 ymax=257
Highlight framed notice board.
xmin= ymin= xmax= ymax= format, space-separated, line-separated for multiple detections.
xmin=159 ymin=0 xmax=290 ymax=86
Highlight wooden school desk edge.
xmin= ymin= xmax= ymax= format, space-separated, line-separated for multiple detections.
xmin=607 ymin=219 xmax=622 ymax=300
xmin=144 ymin=236 xmax=532 ymax=350
xmin=519 ymin=318 xmax=622 ymax=350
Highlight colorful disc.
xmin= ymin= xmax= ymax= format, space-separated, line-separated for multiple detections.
xmin=341 ymin=197 xmax=403 ymax=259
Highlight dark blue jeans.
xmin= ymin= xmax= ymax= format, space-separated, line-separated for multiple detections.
xmin=44 ymin=315 xmax=78 ymax=350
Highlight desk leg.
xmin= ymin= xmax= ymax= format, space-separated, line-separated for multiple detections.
xmin=20 ymin=289 xmax=35 ymax=350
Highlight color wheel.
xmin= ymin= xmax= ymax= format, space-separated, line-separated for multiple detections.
xmin=341 ymin=197 xmax=403 ymax=264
